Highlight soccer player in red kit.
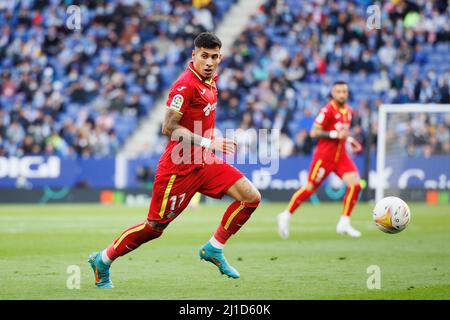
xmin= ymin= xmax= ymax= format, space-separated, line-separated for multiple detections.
xmin=88 ymin=32 xmax=261 ymax=288
xmin=277 ymin=81 xmax=363 ymax=239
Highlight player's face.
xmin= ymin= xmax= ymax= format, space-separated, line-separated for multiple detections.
xmin=331 ymin=84 xmax=349 ymax=105
xmin=192 ymin=47 xmax=222 ymax=79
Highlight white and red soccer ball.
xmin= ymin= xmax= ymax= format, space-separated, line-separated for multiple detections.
xmin=373 ymin=196 xmax=411 ymax=234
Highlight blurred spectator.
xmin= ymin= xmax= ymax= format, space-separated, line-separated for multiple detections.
xmin=136 ymin=165 xmax=155 ymax=189
xmin=293 ymin=129 xmax=313 ymax=155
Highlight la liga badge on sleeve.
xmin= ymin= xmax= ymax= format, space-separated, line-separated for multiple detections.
xmin=170 ymin=94 xmax=184 ymax=111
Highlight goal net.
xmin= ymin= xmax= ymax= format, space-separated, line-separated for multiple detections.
xmin=375 ymin=104 xmax=450 ymax=203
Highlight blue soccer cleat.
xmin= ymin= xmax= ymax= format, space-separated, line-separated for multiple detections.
xmin=199 ymin=242 xmax=240 ymax=279
xmin=88 ymin=252 xmax=114 ymax=289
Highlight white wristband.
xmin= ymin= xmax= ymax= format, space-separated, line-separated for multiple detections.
xmin=200 ymin=137 xmax=212 ymax=148
xmin=329 ymin=130 xmax=338 ymax=139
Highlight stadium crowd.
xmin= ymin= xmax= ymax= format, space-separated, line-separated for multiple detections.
xmin=386 ymin=112 xmax=450 ymax=158
xmin=1 ymin=0 xmax=449 ymax=159
xmin=216 ymin=0 xmax=449 ymax=158
xmin=0 ymin=0 xmax=234 ymax=158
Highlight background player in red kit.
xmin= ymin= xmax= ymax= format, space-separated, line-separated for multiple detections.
xmin=277 ymin=81 xmax=363 ymax=239
xmin=88 ymin=33 xmax=261 ymax=288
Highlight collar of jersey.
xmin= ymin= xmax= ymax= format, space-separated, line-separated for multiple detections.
xmin=188 ymin=62 xmax=214 ymax=85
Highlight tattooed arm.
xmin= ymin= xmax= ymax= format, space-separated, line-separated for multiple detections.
xmin=161 ymin=109 xmax=236 ymax=154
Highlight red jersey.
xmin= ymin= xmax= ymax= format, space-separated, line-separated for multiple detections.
xmin=313 ymin=100 xmax=353 ymax=163
xmin=158 ymin=62 xmax=219 ymax=175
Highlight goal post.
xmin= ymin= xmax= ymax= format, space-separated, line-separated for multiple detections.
xmin=375 ymin=104 xmax=450 ymax=202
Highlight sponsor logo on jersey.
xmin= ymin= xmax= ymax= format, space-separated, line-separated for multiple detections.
xmin=203 ymin=103 xmax=217 ymax=116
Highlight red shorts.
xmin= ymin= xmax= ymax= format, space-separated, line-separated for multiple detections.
xmin=308 ymin=153 xmax=358 ymax=186
xmin=147 ymin=162 xmax=244 ymax=223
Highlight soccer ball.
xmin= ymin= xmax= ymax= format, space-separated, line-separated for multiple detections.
xmin=373 ymin=196 xmax=411 ymax=234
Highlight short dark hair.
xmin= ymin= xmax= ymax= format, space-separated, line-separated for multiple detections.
xmin=332 ymin=80 xmax=348 ymax=87
xmin=328 ymin=81 xmax=349 ymax=98
xmin=194 ymin=32 xmax=222 ymax=50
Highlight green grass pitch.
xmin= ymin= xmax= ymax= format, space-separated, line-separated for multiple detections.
xmin=0 ymin=202 xmax=449 ymax=300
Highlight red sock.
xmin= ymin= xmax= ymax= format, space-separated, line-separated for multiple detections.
xmin=213 ymin=200 xmax=259 ymax=245
xmin=342 ymin=184 xmax=361 ymax=216
xmin=287 ymin=185 xmax=316 ymax=213
xmin=106 ymin=222 xmax=162 ymax=260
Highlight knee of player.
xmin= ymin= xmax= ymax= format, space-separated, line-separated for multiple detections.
xmin=244 ymin=189 xmax=261 ymax=206
xmin=145 ymin=220 xmax=167 ymax=234
xmin=344 ymin=173 xmax=361 ymax=186
xmin=252 ymin=189 xmax=262 ymax=204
